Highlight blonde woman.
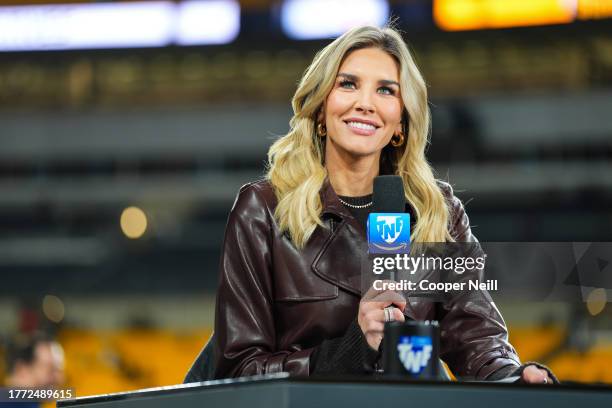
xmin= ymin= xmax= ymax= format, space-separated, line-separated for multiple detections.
xmin=204 ymin=26 xmax=555 ymax=383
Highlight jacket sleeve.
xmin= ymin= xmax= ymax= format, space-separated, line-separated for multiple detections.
xmin=213 ymin=183 xmax=313 ymax=379
xmin=436 ymin=181 xmax=522 ymax=380
xmin=310 ymin=319 xmax=380 ymax=375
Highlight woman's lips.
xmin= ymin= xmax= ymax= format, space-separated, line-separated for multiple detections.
xmin=345 ymin=120 xmax=378 ymax=136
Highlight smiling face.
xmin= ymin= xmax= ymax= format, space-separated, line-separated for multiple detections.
xmin=322 ymin=47 xmax=404 ymax=164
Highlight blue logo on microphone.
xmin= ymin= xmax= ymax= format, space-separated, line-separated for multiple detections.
xmin=397 ymin=335 xmax=433 ymax=375
xmin=367 ymin=213 xmax=410 ymax=254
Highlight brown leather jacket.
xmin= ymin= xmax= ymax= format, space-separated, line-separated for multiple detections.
xmin=213 ymin=179 xmax=521 ymax=379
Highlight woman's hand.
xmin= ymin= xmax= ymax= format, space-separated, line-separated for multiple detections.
xmin=358 ymin=286 xmax=407 ymax=350
xmin=521 ymin=364 xmax=554 ymax=384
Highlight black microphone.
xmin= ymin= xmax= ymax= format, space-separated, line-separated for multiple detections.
xmin=372 ymin=175 xmax=409 ymax=313
xmin=373 ymin=175 xmax=405 ymax=213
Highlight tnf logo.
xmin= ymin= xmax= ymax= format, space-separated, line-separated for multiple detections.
xmin=367 ymin=213 xmax=410 ymax=254
xmin=397 ymin=335 xmax=432 ymax=375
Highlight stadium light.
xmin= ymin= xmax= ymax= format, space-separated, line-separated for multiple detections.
xmin=0 ymin=0 xmax=240 ymax=52
xmin=121 ymin=206 xmax=148 ymax=239
xmin=577 ymin=0 xmax=612 ymax=20
xmin=281 ymin=0 xmax=389 ymax=40
xmin=433 ymin=0 xmax=577 ymax=31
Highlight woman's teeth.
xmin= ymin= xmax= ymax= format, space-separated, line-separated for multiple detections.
xmin=347 ymin=121 xmax=376 ymax=131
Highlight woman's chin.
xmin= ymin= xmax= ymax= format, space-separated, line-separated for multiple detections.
xmin=330 ymin=139 xmax=384 ymax=158
xmin=343 ymin=146 xmax=384 ymax=159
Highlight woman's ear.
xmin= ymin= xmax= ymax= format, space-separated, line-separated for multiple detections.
xmin=395 ymin=121 xmax=403 ymax=135
xmin=401 ymin=111 xmax=410 ymax=135
xmin=317 ymin=104 xmax=325 ymax=124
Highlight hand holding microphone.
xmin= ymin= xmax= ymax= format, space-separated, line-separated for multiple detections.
xmin=358 ymin=284 xmax=407 ymax=350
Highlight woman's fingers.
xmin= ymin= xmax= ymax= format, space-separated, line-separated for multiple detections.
xmin=360 ymin=310 xmax=384 ymax=350
xmin=522 ymin=365 xmax=552 ymax=384
xmin=364 ymin=312 xmax=385 ymax=332
xmin=391 ymin=307 xmax=406 ymax=323
xmin=358 ymin=298 xmax=407 ymax=350
xmin=361 ymin=285 xmax=407 ymax=312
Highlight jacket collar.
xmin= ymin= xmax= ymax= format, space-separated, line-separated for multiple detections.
xmin=320 ymin=179 xmax=353 ymax=219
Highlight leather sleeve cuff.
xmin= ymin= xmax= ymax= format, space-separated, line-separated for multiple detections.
xmin=485 ymin=363 xmax=521 ymax=381
xmin=265 ymin=352 xmax=289 ymax=374
xmin=284 ymin=348 xmax=313 ymax=377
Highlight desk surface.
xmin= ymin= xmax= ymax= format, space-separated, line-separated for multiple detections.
xmin=57 ymin=374 xmax=612 ymax=408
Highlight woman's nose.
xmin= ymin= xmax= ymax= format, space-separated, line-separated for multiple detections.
xmin=355 ymin=90 xmax=375 ymax=114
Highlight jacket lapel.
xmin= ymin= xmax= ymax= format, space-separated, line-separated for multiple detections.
xmin=310 ymin=181 xmax=366 ymax=297
xmin=311 ymin=219 xmax=365 ymax=297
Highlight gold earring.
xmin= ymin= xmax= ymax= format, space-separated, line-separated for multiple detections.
xmin=317 ymin=123 xmax=327 ymax=137
xmin=391 ymin=131 xmax=405 ymax=147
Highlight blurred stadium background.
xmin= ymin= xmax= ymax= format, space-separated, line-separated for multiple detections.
xmin=0 ymin=0 xmax=611 ymax=397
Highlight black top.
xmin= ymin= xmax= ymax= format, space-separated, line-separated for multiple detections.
xmin=337 ymin=193 xmax=373 ymax=230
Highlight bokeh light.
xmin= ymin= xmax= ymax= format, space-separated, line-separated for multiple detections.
xmin=120 ymin=206 xmax=148 ymax=239
xmin=42 ymin=294 xmax=65 ymax=323
xmin=586 ymin=288 xmax=607 ymax=316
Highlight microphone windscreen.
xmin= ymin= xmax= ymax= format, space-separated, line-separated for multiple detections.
xmin=373 ymin=175 xmax=405 ymax=213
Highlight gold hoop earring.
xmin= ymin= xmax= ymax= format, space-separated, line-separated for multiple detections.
xmin=317 ymin=123 xmax=327 ymax=137
xmin=391 ymin=131 xmax=405 ymax=147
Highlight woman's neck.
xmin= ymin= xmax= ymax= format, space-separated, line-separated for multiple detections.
xmin=326 ymin=149 xmax=379 ymax=197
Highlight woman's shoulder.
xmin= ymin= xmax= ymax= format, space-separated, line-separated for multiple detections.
xmin=435 ymin=179 xmax=463 ymax=209
xmin=231 ymin=178 xmax=278 ymax=216
xmin=435 ymin=179 xmax=456 ymax=200
xmin=435 ymin=179 xmax=475 ymax=242
xmin=237 ymin=178 xmax=275 ymax=196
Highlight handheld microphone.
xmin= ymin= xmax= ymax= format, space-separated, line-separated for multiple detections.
xmin=370 ymin=177 xmax=443 ymax=380
xmin=368 ymin=175 xmax=410 ymax=307
xmin=368 ymin=175 xmax=410 ymax=255
xmin=369 ymin=174 xmax=410 ymax=297
xmin=373 ymin=175 xmax=405 ymax=213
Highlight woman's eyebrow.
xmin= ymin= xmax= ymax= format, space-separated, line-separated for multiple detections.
xmin=337 ymin=72 xmax=358 ymax=81
xmin=380 ymin=79 xmax=400 ymax=87
xmin=337 ymin=72 xmax=399 ymax=87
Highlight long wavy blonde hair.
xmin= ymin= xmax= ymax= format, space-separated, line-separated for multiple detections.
xmin=267 ymin=26 xmax=452 ymax=248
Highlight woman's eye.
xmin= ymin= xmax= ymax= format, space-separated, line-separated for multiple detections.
xmin=339 ymin=80 xmax=356 ymax=89
xmin=378 ymin=86 xmax=395 ymax=95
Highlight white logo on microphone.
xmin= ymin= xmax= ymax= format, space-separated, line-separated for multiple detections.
xmin=375 ymin=215 xmax=404 ymax=244
xmin=397 ymin=336 xmax=433 ymax=375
